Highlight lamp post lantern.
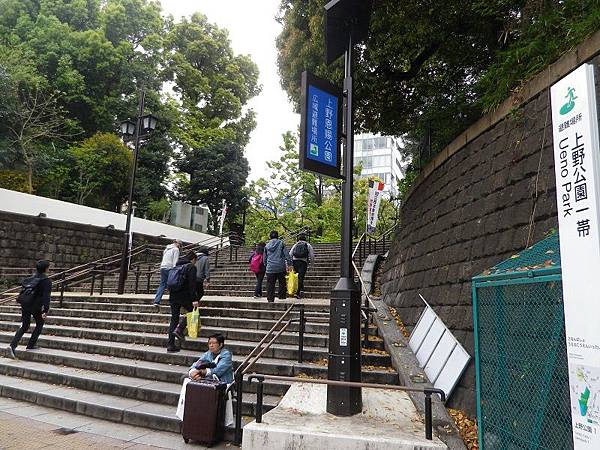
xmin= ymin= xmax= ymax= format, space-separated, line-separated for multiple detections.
xmin=116 ymin=89 xmax=157 ymax=295
xmin=323 ymin=0 xmax=373 ymax=417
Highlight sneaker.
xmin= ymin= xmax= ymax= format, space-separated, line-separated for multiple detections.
xmin=166 ymin=347 xmax=180 ymax=353
xmin=173 ymin=329 xmax=186 ymax=343
xmin=7 ymin=346 xmax=16 ymax=359
xmin=253 ymin=296 xmax=260 ymax=299
xmin=153 ymin=304 xmax=161 ymax=312
xmin=25 ymin=345 xmax=40 ymax=350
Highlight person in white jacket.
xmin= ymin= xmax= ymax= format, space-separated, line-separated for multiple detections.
xmin=153 ymin=240 xmax=182 ymax=310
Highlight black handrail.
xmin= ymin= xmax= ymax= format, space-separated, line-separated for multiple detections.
xmin=230 ymin=302 xmax=309 ymax=444
xmin=246 ymin=374 xmax=445 ymax=441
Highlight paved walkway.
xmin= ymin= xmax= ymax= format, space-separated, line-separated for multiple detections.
xmin=0 ymin=397 xmax=232 ymax=450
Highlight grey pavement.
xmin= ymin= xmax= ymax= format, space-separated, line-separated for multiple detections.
xmin=0 ymin=396 xmax=233 ymax=450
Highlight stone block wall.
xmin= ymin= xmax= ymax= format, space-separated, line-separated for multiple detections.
xmin=0 ymin=211 xmax=175 ymax=271
xmin=380 ymin=46 xmax=600 ymax=415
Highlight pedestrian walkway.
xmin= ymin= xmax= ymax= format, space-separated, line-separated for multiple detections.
xmin=0 ymin=397 xmax=229 ymax=449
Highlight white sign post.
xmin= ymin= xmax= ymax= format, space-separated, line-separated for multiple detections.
xmin=551 ymin=63 xmax=600 ymax=449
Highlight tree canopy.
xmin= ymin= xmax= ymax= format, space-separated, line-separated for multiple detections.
xmin=0 ymin=0 xmax=260 ymax=223
xmin=276 ymin=0 xmax=600 ymax=170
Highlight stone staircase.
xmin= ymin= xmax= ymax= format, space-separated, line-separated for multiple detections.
xmin=78 ymin=242 xmax=344 ymax=299
xmin=0 ymin=293 xmax=396 ymax=440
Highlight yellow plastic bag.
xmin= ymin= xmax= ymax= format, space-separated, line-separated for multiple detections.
xmin=186 ymin=307 xmax=201 ymax=338
xmin=287 ymin=270 xmax=298 ymax=296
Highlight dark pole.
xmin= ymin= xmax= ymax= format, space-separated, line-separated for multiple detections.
xmin=327 ymin=32 xmax=362 ymax=416
xmin=117 ymin=89 xmax=145 ymax=295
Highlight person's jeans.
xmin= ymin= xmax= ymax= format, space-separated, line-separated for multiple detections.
xmin=266 ymin=272 xmax=286 ymax=302
xmin=292 ymin=260 xmax=308 ymax=294
xmin=11 ymin=306 xmax=44 ymax=349
xmin=154 ymin=268 xmax=170 ymax=305
xmin=168 ymin=303 xmax=188 ymax=349
xmin=254 ymin=271 xmax=265 ymax=297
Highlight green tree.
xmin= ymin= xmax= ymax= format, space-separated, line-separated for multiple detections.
xmin=69 ymin=132 xmax=132 ymax=210
xmin=276 ymin=0 xmax=600 ymax=167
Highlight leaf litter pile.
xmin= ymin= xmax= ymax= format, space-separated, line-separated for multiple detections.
xmin=448 ymin=408 xmax=478 ymax=450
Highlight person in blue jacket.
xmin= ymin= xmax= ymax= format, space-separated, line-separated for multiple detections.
xmin=188 ymin=334 xmax=233 ymax=384
xmin=263 ymin=230 xmax=291 ymax=302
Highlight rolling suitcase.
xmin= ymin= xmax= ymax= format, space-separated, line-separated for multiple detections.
xmin=181 ymin=379 xmax=227 ymax=446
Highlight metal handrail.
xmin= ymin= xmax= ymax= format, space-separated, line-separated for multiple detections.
xmin=246 ymin=374 xmax=445 ymax=441
xmin=231 ymin=302 xmax=308 ymax=444
xmin=0 ymin=244 xmax=151 ymax=302
xmin=351 ymin=233 xmax=378 ymax=346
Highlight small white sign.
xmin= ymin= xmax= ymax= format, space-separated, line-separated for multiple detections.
xmin=339 ymin=328 xmax=348 ymax=347
xmin=551 ymin=63 xmax=600 ymax=450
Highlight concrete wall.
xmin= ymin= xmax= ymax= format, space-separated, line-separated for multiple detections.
xmin=0 ymin=188 xmax=213 ymax=244
xmin=380 ymin=32 xmax=600 ymax=415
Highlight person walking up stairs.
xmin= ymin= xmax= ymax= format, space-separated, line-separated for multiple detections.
xmin=289 ymin=233 xmax=315 ymax=299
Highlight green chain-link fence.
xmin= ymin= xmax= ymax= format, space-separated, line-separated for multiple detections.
xmin=472 ymin=232 xmax=573 ymax=450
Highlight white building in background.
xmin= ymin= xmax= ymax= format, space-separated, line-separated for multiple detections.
xmin=169 ymin=201 xmax=210 ymax=233
xmin=353 ymin=133 xmax=405 ymax=197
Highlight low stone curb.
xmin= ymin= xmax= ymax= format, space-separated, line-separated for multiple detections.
xmin=370 ymin=298 xmax=467 ymax=450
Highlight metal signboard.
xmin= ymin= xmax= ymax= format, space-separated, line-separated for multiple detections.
xmin=551 ymin=62 xmax=600 ymax=450
xmin=299 ymin=71 xmax=343 ymax=179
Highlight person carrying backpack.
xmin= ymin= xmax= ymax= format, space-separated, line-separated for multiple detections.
xmin=167 ymin=251 xmax=198 ymax=353
xmin=248 ymin=242 xmax=266 ymax=298
xmin=289 ymin=233 xmax=315 ymax=299
xmin=7 ymin=260 xmax=52 ymax=359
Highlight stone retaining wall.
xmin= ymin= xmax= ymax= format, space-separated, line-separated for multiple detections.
xmin=0 ymin=211 xmax=175 ymax=270
xmin=380 ymin=35 xmax=600 ymax=415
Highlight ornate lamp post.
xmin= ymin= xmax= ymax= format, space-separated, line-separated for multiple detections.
xmin=117 ymin=89 xmax=158 ymax=295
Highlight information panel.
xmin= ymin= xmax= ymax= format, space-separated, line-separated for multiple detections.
xmin=299 ymin=71 xmax=343 ymax=178
xmin=551 ymin=63 xmax=600 ymax=450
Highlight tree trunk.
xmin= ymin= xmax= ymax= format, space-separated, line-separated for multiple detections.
xmin=27 ymin=164 xmax=33 ymax=194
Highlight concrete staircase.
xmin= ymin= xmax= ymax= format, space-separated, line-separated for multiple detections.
xmin=0 ymin=293 xmax=396 ymax=440
xmin=78 ymin=242 xmax=344 ymax=299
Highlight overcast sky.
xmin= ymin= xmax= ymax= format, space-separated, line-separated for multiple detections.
xmin=159 ymin=0 xmax=299 ymax=180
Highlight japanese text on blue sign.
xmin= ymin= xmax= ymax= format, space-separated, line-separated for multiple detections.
xmin=307 ymin=85 xmax=338 ymax=168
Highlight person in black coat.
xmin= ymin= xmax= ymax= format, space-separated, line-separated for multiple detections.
xmin=8 ymin=260 xmax=52 ymax=358
xmin=167 ymin=251 xmax=198 ymax=353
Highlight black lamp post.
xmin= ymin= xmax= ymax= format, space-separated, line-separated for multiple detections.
xmin=324 ymin=0 xmax=372 ymax=416
xmin=117 ymin=89 xmax=158 ymax=295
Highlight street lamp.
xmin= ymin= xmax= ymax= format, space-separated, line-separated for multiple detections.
xmin=116 ymin=90 xmax=158 ymax=295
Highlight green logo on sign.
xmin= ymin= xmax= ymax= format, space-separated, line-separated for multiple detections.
xmin=560 ymin=87 xmax=577 ymax=115
xmin=310 ymin=143 xmax=319 ymax=156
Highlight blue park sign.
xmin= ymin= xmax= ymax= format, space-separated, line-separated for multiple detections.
xmin=299 ymin=71 xmax=343 ymax=179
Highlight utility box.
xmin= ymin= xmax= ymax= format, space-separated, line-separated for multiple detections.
xmin=471 ymin=232 xmax=572 ymax=450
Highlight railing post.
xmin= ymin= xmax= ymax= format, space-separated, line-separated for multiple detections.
xmin=146 ymin=271 xmax=151 ymax=294
xmin=90 ymin=265 xmax=96 ymax=296
xmin=230 ymin=244 xmax=233 ymax=262
xmin=298 ymin=305 xmax=305 ymax=363
xmin=99 ymin=266 xmax=105 ymax=296
xmin=135 ymin=265 xmax=140 ymax=294
xmin=234 ymin=371 xmax=243 ymax=445
xmin=424 ymin=391 xmax=432 ymax=440
xmin=363 ymin=303 xmax=370 ymax=348
xmin=255 ymin=378 xmax=264 ymax=423
xmin=60 ymin=272 xmax=65 ymax=308
xmin=214 ymin=248 xmax=219 ymax=269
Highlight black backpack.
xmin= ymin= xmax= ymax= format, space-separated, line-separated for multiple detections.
xmin=167 ymin=264 xmax=188 ymax=292
xmin=293 ymin=241 xmax=309 ymax=259
xmin=17 ymin=276 xmax=41 ymax=307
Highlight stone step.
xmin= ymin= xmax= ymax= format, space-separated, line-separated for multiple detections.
xmin=0 ymin=356 xmax=280 ymax=416
xmin=4 ymin=346 xmax=291 ymax=397
xmin=0 ymin=306 xmax=331 ymax=334
xmin=53 ymin=295 xmax=331 ymax=313
xmin=0 ymin=313 xmax=330 ymax=347
xmin=0 ymin=333 xmax=397 ymax=383
xmin=49 ymin=301 xmax=331 ymax=320
xmin=0 ymin=325 xmax=389 ymax=366
xmin=0 ymin=371 xmax=182 ymax=433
